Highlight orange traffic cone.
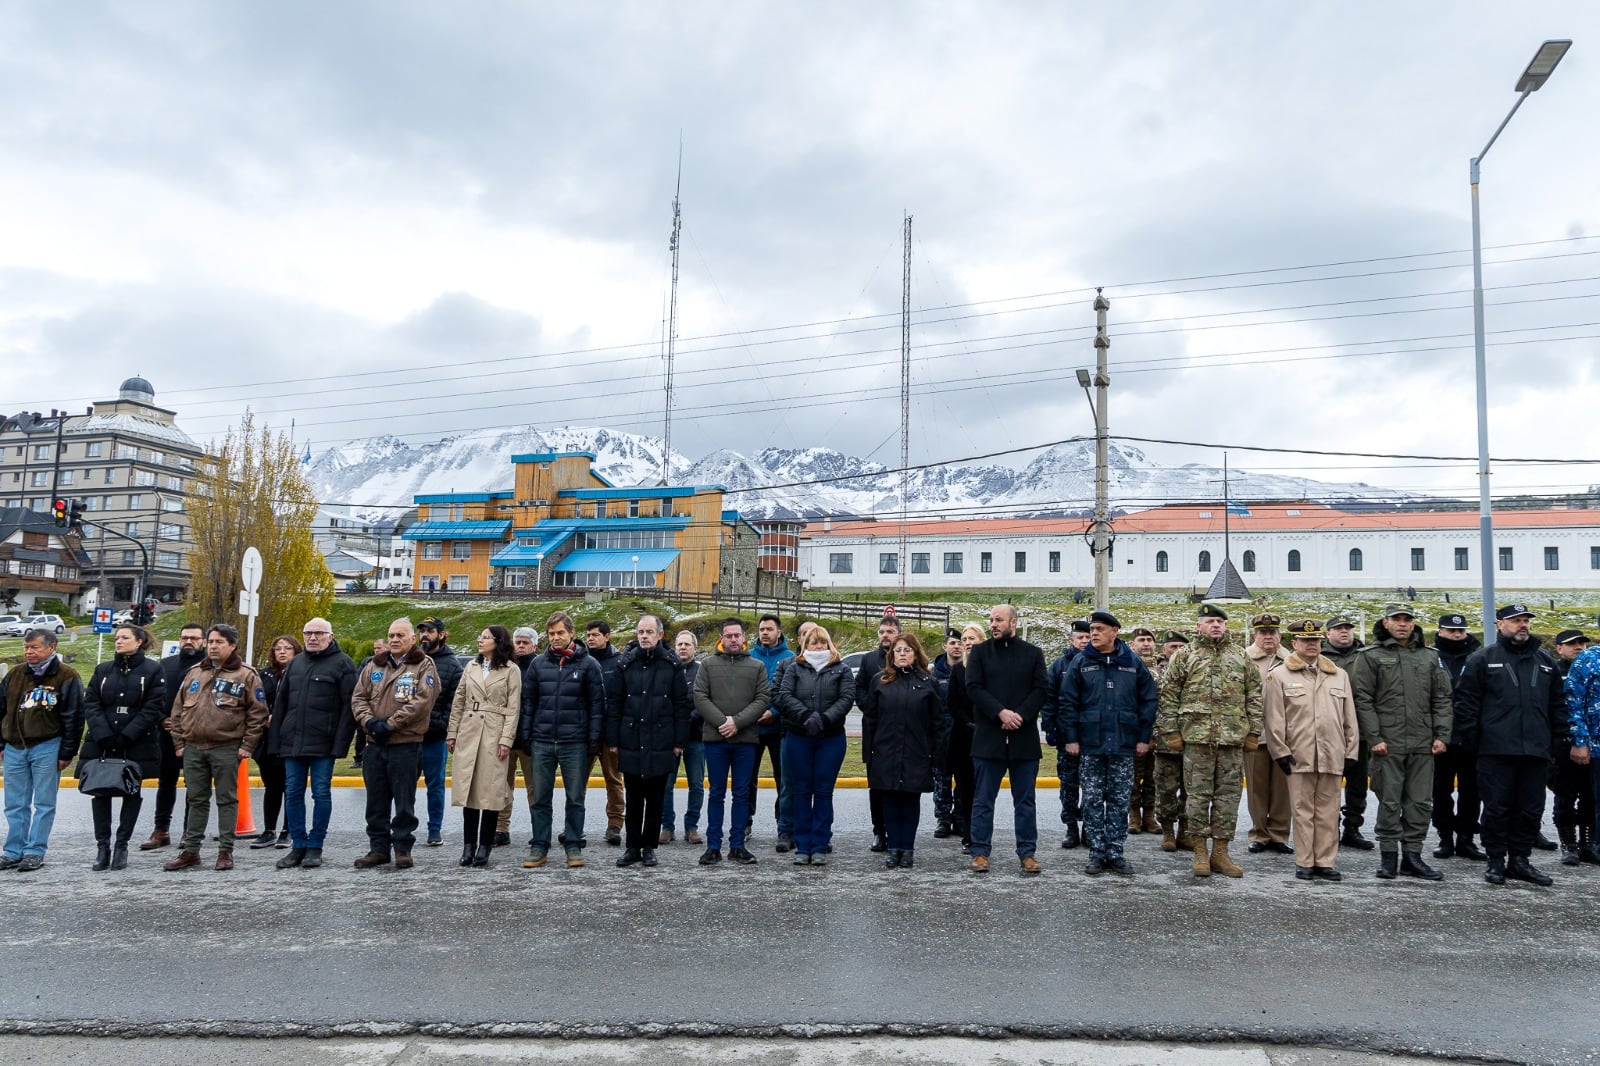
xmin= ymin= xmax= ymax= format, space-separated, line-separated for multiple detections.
xmin=235 ymin=759 xmax=257 ymax=836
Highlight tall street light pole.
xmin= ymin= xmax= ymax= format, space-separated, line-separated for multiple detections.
xmin=1470 ymin=38 xmax=1570 ymax=640
xmin=1077 ymin=288 xmax=1112 ymax=611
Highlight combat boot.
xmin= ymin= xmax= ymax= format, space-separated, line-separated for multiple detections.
xmin=1340 ymin=821 xmax=1374 ymax=851
xmin=1127 ymin=810 xmax=1141 ymax=834
xmin=1142 ymin=810 xmax=1160 ymax=834
xmin=1454 ymin=834 xmax=1486 ymax=861
xmin=1160 ymin=823 xmax=1177 ymax=852
xmin=1175 ymin=820 xmax=1196 ymax=850
xmin=1375 ymin=851 xmax=1398 ymax=879
xmin=1209 ymin=838 xmax=1243 ymax=878
xmin=1558 ymin=825 xmax=1580 ymax=867
xmin=1400 ymin=851 xmax=1443 ymax=881
xmin=1191 ymin=839 xmax=1211 ymax=877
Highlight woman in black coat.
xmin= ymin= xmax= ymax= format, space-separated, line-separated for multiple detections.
xmin=603 ymin=617 xmax=692 ymax=867
xmin=860 ymin=632 xmax=945 ymax=869
xmin=249 ymin=635 xmax=300 ymax=850
xmin=777 ymin=624 xmax=856 ymax=864
xmin=79 ymin=625 xmax=166 ymax=871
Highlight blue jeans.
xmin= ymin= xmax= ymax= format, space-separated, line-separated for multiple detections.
xmin=661 ymin=741 xmax=706 ymax=832
xmin=282 ymin=756 xmax=335 ymax=849
xmin=782 ymin=732 xmax=846 ymax=856
xmin=969 ymin=755 xmax=1039 ymax=859
xmin=749 ymin=731 xmax=793 ymax=837
xmin=3 ymin=738 xmax=62 ymax=860
xmin=420 ymin=737 xmax=448 ymax=838
xmin=1080 ymin=753 xmax=1135 ymax=859
xmin=704 ymin=742 xmax=757 ymax=851
xmin=529 ymin=740 xmax=589 ymax=854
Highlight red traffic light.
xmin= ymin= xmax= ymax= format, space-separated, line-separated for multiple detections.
xmin=51 ymin=499 xmax=68 ymax=527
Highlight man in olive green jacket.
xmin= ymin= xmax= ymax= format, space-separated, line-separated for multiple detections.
xmin=1348 ymin=604 xmax=1452 ymax=882
xmin=1156 ymin=603 xmax=1262 ymax=878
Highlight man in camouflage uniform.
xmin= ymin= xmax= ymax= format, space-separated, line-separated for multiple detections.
xmin=1125 ymin=627 xmax=1161 ymax=835
xmin=1152 ymin=630 xmax=1190 ymax=851
xmin=1244 ymin=613 xmax=1293 ymax=854
xmin=1157 ymin=603 xmax=1262 ymax=878
xmin=1348 ymin=604 xmax=1451 ymax=882
xmin=1321 ymin=614 xmax=1373 ymax=850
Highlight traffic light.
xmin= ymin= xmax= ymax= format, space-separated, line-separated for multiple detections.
xmin=68 ymin=499 xmax=83 ymax=529
xmin=52 ymin=499 xmax=68 ymax=528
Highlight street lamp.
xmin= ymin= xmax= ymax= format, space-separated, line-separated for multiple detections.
xmin=1076 ymin=289 xmax=1111 ymax=610
xmin=631 ymin=554 xmax=639 ymax=590
xmin=1470 ymin=38 xmax=1570 ymax=639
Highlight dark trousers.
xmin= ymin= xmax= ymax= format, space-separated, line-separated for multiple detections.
xmin=1341 ymin=741 xmax=1370 ymax=828
xmin=152 ymin=730 xmax=183 ymax=831
xmin=881 ymin=790 xmax=922 ymax=852
xmin=91 ymin=794 xmax=143 ymax=846
xmin=1550 ymin=757 xmax=1594 ymax=836
xmin=970 ymin=755 xmax=1039 ymax=859
xmin=1057 ymin=746 xmax=1081 ymax=823
xmin=747 ymin=732 xmax=789 ymax=836
xmin=623 ymin=771 xmax=667 ymax=851
xmin=945 ymin=726 xmax=975 ymax=838
xmin=868 ymin=788 xmax=884 ymax=835
xmin=1432 ymin=748 xmax=1481 ymax=839
xmin=256 ymin=753 xmax=285 ymax=833
xmin=461 ymin=807 xmax=497 ymax=850
xmin=1477 ymin=754 xmax=1548 ymax=860
xmin=362 ymin=742 xmax=421 ymax=855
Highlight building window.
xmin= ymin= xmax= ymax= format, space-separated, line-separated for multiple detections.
xmin=105 ymin=468 xmax=117 ymax=484
xmin=1285 ymin=549 xmax=1302 ymax=570
xmin=1348 ymin=548 xmax=1363 ymax=572
xmin=448 ymin=574 xmax=470 ymax=591
xmin=628 ymin=499 xmax=641 ymax=518
xmin=1197 ymin=550 xmax=1211 ymax=573
xmin=1242 ymin=550 xmax=1256 ymax=573
xmin=1155 ymin=550 xmax=1169 ymax=573
xmin=1411 ymin=548 xmax=1425 ymax=571
xmin=121 ymin=550 xmax=137 ymax=566
xmin=593 ymin=502 xmax=607 ymax=518
xmin=1049 ymin=551 xmax=1060 ymax=573
xmin=157 ymin=550 xmax=181 ymax=568
xmin=57 ymin=566 xmax=77 ymax=581
xmin=83 ymin=497 xmax=99 ymax=512
xmin=1014 ymin=551 xmax=1026 ymax=573
xmin=446 ymin=504 xmax=465 ymax=521
xmin=944 ymin=552 xmax=963 ymax=574
xmin=422 ymin=542 xmax=443 ymax=560
xmin=503 ymin=570 xmax=526 ymax=588
xmin=29 ymin=471 xmax=47 ymax=488
xmin=167 ymin=476 xmax=182 ymax=492
xmin=149 ymin=451 xmax=164 ymax=466
xmin=128 ymin=494 xmax=141 ymax=510
xmin=450 ymin=541 xmax=472 ymax=560
xmin=1455 ymin=547 xmax=1469 ymax=571
xmin=1592 ymin=546 xmax=1600 ymax=570
xmin=911 ymin=552 xmax=930 ymax=574
xmin=134 ymin=471 xmax=155 ymax=487
xmin=85 ymin=442 xmax=103 ymax=458
xmin=879 ymin=552 xmax=898 ymax=574
xmin=829 ymin=553 xmax=853 ymax=574
xmin=58 ymin=470 xmax=74 ymax=486
xmin=159 ymin=523 xmax=181 ymax=539
xmin=17 ymin=561 xmax=44 ymax=577
xmin=1544 ymin=546 xmax=1559 ymax=571
xmin=1499 ymin=546 xmax=1514 ymax=571
xmin=125 ymin=523 xmax=140 ymax=537
xmin=115 ymin=444 xmax=137 ymax=460
xmin=980 ymin=552 xmax=992 ymax=573
xmin=32 ymin=444 xmax=50 ymax=460
xmin=162 ymin=497 xmax=182 ymax=511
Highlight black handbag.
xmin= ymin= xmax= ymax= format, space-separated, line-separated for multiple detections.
xmin=77 ymin=757 xmax=143 ymax=798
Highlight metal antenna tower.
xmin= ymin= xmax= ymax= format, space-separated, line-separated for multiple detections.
xmin=662 ymin=140 xmax=683 ymax=485
xmin=899 ymin=213 xmax=912 ymax=595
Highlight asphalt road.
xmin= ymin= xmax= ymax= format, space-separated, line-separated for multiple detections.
xmin=0 ymin=787 xmax=1593 ymax=1066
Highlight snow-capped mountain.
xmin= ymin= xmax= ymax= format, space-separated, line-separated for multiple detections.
xmin=307 ymin=426 xmax=1424 ymax=522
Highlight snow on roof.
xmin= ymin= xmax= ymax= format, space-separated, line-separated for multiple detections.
xmin=68 ymin=413 xmax=198 ymax=450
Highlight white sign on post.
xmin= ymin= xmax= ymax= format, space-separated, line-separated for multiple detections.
xmin=240 ymin=546 xmax=263 ymax=664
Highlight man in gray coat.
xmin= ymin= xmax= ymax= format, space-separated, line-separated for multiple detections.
xmin=692 ymin=618 xmax=770 ymax=867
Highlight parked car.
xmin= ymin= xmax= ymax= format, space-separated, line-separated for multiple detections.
xmin=112 ymin=609 xmax=136 ymax=625
xmin=0 ymin=615 xmax=23 ymax=636
xmin=21 ymin=614 xmax=67 ymax=635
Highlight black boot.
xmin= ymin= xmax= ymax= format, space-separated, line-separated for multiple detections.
xmin=91 ymin=842 xmax=111 ymax=872
xmin=900 ymin=850 xmax=914 ymax=869
xmin=472 ymin=844 xmax=491 ymax=867
xmin=1454 ymin=834 xmax=1486 ymax=861
xmin=1507 ymin=855 xmax=1553 ymax=886
xmin=1559 ymin=825 xmax=1581 ymax=866
xmin=1400 ymin=851 xmax=1444 ymax=881
xmin=1533 ymin=831 xmax=1558 ymax=851
xmin=883 ymin=850 xmax=901 ymax=869
xmin=870 ymin=832 xmax=888 ymax=853
xmin=459 ymin=843 xmax=476 ymax=867
xmin=1341 ymin=821 xmax=1374 ymax=850
xmin=1484 ymin=854 xmax=1506 ymax=884
xmin=110 ymin=843 xmax=129 ymax=871
xmin=1375 ymin=851 xmax=1398 ymax=879
xmin=1061 ymin=821 xmax=1081 ymax=849
xmin=1432 ymin=831 xmax=1455 ymax=859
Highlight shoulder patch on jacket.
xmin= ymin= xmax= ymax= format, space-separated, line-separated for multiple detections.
xmin=370 ymin=670 xmax=383 ymax=683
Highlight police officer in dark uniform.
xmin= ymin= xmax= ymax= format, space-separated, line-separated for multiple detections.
xmin=1550 ymin=629 xmax=1596 ymax=865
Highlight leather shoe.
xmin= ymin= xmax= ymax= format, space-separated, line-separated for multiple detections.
xmin=775 ymin=836 xmax=793 ymax=853
xmin=1020 ymin=856 xmax=1042 ymax=875
xmin=353 ymin=850 xmax=391 ymax=869
xmin=884 ymin=851 xmax=901 ymax=869
xmin=698 ymin=849 xmax=722 ymax=866
xmin=641 ymin=849 xmax=658 ymax=867
xmin=277 ymin=848 xmax=306 ymax=869
xmin=493 ymin=832 xmax=511 ymax=848
xmin=605 ymin=826 xmax=622 ymax=846
xmin=870 ymin=833 xmax=888 ymax=853
xmin=1455 ymin=837 xmax=1487 ymax=861
xmin=1266 ymin=841 xmax=1294 ymax=855
xmin=394 ymin=850 xmax=413 ymax=870
xmin=1295 ymin=867 xmax=1314 ymax=881
xmin=110 ymin=844 xmax=129 ymax=871
xmin=728 ymin=847 xmax=758 ymax=865
xmin=899 ymin=850 xmax=913 ymax=869
xmin=1507 ymin=856 xmax=1553 ymax=886
xmin=302 ymin=849 xmax=324 ymax=868
xmin=163 ymin=850 xmax=201 ymax=872
xmin=1246 ymin=841 xmax=1268 ymax=854
xmin=1314 ymin=866 xmax=1343 ymax=881
xmin=1433 ymin=837 xmax=1456 ymax=859
xmin=139 ymin=830 xmax=170 ymax=851
xmin=970 ymin=854 xmax=989 ymax=873
xmin=617 ymin=849 xmax=643 ymax=867
xmin=214 ymin=852 xmax=234 ymax=871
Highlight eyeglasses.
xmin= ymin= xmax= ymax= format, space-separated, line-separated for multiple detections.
xmin=302 ymin=630 xmax=331 ymax=637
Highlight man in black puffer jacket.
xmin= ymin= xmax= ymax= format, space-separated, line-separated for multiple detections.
xmin=141 ymin=623 xmax=206 ymax=851
xmin=267 ymin=617 xmax=356 ymax=869
xmin=416 ymin=616 xmax=461 ymax=848
xmin=604 ymin=615 xmax=692 ymax=867
xmin=1453 ymin=604 xmax=1567 ymax=886
xmin=516 ymin=611 xmax=605 ymax=868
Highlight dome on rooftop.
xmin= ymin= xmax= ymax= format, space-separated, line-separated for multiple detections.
xmin=118 ymin=376 xmax=155 ymax=401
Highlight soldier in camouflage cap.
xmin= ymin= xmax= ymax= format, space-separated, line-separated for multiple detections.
xmin=1152 ymin=631 xmax=1190 ymax=849
xmin=1321 ymin=613 xmax=1372 ymax=850
xmin=1244 ymin=613 xmax=1293 ymax=855
xmin=1125 ymin=627 xmax=1160 ymax=835
xmin=1156 ymin=603 xmax=1263 ymax=877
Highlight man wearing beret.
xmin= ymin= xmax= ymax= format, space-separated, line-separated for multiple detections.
xmin=1152 ymin=630 xmax=1190 ymax=851
xmin=1431 ymin=612 xmax=1486 ymax=860
xmin=1549 ymin=630 xmax=1596 ymax=865
xmin=1125 ymin=626 xmax=1161 ymax=836
xmin=1156 ymin=603 xmax=1261 ymax=878
xmin=1040 ymin=619 xmax=1091 ymax=849
xmin=1264 ymin=619 xmax=1360 ymax=881
xmin=1322 ymin=615 xmax=1373 ymax=851
xmin=1244 ymin=613 xmax=1293 ymax=855
xmin=1349 ymin=604 xmax=1451 ymax=882
xmin=1454 ymin=605 xmax=1566 ymax=885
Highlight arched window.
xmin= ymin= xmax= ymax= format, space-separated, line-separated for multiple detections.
xmin=1348 ymin=548 xmax=1364 ymax=572
xmin=1155 ymin=550 xmax=1169 ymax=573
xmin=1242 ymin=550 xmax=1256 ymax=573
xmin=1287 ymin=549 xmax=1301 ymax=572
xmin=1198 ymin=550 xmax=1212 ymax=573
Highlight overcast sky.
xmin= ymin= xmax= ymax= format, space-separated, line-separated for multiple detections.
xmin=2 ymin=2 xmax=1597 ymax=501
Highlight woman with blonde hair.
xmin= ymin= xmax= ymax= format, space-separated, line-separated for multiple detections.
xmin=777 ymin=624 xmax=856 ymax=864
xmin=860 ymin=632 xmax=946 ymax=868
xmin=448 ymin=625 xmax=521 ymax=867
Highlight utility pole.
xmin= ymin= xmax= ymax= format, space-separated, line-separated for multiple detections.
xmin=1091 ymin=289 xmax=1111 ymax=610
xmin=898 ymin=213 xmax=912 ymax=596
xmin=662 ymin=139 xmax=682 ymax=485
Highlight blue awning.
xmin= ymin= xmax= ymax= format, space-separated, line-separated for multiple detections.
xmin=552 ymin=549 xmax=680 ymax=573
xmin=401 ymin=521 xmax=511 ymax=541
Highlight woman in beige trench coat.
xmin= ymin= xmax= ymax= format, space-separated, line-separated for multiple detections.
xmin=448 ymin=625 xmax=521 ymax=868
xmin=1263 ymin=618 xmax=1360 ymax=883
